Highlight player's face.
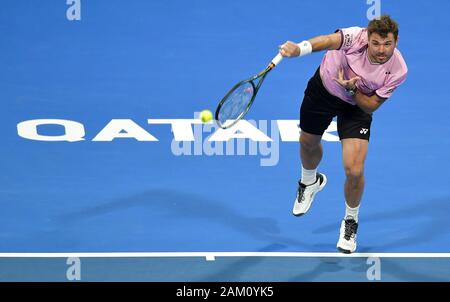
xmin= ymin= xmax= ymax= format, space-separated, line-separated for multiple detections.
xmin=368 ymin=32 xmax=396 ymax=64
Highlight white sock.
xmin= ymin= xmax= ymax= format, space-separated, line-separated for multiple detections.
xmin=345 ymin=203 xmax=360 ymax=222
xmin=301 ymin=166 xmax=317 ymax=185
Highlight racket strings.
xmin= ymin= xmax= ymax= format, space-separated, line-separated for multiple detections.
xmin=218 ymin=81 xmax=254 ymax=127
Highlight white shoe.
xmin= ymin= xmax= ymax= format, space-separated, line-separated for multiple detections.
xmin=292 ymin=173 xmax=327 ymax=216
xmin=336 ymin=217 xmax=358 ymax=254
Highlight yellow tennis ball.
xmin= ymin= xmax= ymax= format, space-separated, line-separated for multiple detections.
xmin=200 ymin=110 xmax=213 ymax=123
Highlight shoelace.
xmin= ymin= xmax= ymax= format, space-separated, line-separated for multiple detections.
xmin=297 ymin=176 xmax=319 ymax=204
xmin=344 ymin=219 xmax=358 ymax=240
xmin=297 ymin=184 xmax=306 ymax=203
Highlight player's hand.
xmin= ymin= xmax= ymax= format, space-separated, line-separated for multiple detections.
xmin=333 ymin=68 xmax=360 ymax=90
xmin=279 ymin=41 xmax=300 ymax=57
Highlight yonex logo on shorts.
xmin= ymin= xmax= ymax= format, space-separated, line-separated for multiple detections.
xmin=360 ymin=128 xmax=369 ymax=134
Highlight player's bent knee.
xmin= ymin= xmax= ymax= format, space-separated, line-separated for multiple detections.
xmin=300 ymin=132 xmax=321 ymax=151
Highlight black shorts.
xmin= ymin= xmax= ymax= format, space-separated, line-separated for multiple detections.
xmin=300 ymin=68 xmax=372 ymax=141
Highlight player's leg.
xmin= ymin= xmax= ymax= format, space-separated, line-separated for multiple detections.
xmin=336 ymin=104 xmax=372 ymax=253
xmin=300 ymin=131 xmax=322 ymax=171
xmin=342 ymin=138 xmax=368 ymax=210
xmin=336 ymin=138 xmax=368 ymax=253
xmin=293 ymin=68 xmax=335 ymax=216
xmin=293 ymin=130 xmax=328 ymax=216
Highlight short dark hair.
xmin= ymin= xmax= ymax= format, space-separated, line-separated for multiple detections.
xmin=367 ymin=15 xmax=399 ymax=40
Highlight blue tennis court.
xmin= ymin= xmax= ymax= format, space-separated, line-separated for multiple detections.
xmin=1 ymin=0 xmax=450 ymax=281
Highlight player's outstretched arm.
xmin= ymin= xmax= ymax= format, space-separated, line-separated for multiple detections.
xmin=279 ymin=32 xmax=342 ymax=57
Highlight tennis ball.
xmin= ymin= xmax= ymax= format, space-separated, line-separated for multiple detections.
xmin=200 ymin=110 xmax=213 ymax=123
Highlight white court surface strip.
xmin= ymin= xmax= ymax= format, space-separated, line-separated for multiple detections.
xmin=1 ymin=252 xmax=450 ymax=259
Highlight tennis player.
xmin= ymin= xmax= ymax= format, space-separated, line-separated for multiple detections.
xmin=279 ymin=15 xmax=407 ymax=253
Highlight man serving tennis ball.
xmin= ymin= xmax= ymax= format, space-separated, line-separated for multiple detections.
xmin=279 ymin=15 xmax=407 ymax=253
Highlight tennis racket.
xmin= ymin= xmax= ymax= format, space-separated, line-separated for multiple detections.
xmin=215 ymin=53 xmax=283 ymax=129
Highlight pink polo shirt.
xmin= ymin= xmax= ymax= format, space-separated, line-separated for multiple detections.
xmin=320 ymin=26 xmax=408 ymax=105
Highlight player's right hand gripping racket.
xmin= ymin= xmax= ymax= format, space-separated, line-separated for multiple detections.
xmin=215 ymin=53 xmax=283 ymax=129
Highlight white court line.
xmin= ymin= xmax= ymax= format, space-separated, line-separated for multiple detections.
xmin=0 ymin=252 xmax=450 ymax=258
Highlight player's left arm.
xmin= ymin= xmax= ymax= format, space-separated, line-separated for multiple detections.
xmin=334 ymin=68 xmax=388 ymax=114
xmin=351 ymin=72 xmax=407 ymax=114
xmin=352 ymin=91 xmax=387 ymax=114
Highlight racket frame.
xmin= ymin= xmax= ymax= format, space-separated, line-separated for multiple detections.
xmin=215 ymin=65 xmax=272 ymax=129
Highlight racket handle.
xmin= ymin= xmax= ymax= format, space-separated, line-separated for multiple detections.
xmin=270 ymin=53 xmax=283 ymax=68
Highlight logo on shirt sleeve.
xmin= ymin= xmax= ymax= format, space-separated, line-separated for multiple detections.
xmin=344 ymin=33 xmax=353 ymax=48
